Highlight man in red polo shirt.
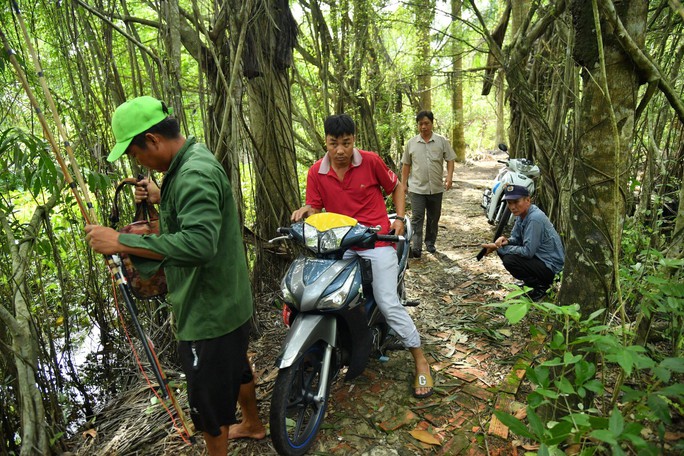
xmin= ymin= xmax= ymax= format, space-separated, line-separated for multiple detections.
xmin=291 ymin=114 xmax=433 ymax=398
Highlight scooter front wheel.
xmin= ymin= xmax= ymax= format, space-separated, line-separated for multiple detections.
xmin=270 ymin=342 xmax=331 ymax=456
xmin=494 ymin=206 xmax=512 ymax=239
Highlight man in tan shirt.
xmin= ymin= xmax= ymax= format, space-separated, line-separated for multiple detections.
xmin=401 ymin=111 xmax=456 ymax=257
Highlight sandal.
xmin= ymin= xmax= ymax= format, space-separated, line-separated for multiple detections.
xmin=413 ymin=370 xmax=434 ymax=399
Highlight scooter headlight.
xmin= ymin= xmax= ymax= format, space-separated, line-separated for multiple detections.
xmin=280 ymin=279 xmax=295 ymax=305
xmin=319 ymin=226 xmax=352 ymax=252
xmin=304 ymin=224 xmax=352 ymax=253
xmin=304 ymin=223 xmax=319 ymax=250
xmin=318 ymin=266 xmax=358 ymax=310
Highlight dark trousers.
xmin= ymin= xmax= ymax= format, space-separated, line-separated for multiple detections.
xmin=409 ymin=192 xmax=443 ymax=251
xmin=500 ymin=254 xmax=554 ymax=290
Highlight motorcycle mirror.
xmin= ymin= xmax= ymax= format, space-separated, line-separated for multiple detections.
xmin=498 ymin=143 xmax=508 ymax=152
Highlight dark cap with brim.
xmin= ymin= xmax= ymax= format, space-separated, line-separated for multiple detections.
xmin=107 ymin=96 xmax=173 ymax=162
xmin=502 ymin=184 xmax=530 ymax=200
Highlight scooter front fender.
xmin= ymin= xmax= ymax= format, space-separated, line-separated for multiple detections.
xmin=275 ymin=314 xmax=337 ymax=369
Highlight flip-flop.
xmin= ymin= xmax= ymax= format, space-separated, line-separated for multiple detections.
xmin=413 ymin=370 xmax=434 ymax=399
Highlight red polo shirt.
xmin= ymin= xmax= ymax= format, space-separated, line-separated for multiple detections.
xmin=306 ymin=149 xmax=398 ymax=235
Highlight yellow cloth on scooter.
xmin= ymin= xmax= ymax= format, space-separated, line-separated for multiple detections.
xmin=306 ymin=212 xmax=358 ymax=231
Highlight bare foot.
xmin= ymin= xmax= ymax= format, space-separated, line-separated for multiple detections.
xmin=228 ymin=421 xmax=266 ymax=440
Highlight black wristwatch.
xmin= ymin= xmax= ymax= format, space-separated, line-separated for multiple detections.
xmin=395 ymin=216 xmax=406 ymax=223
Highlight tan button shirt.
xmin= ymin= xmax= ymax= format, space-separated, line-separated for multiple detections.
xmin=401 ymin=133 xmax=456 ymax=194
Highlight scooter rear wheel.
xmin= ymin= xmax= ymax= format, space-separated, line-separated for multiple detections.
xmin=270 ymin=342 xmax=331 ymax=456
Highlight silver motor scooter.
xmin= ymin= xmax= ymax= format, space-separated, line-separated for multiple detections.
xmin=268 ymin=212 xmax=413 ymax=456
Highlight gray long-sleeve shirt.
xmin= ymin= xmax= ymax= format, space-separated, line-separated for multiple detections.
xmin=498 ymin=204 xmax=565 ymax=274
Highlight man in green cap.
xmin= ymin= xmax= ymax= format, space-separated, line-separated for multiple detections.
xmin=85 ymin=96 xmax=265 ymax=455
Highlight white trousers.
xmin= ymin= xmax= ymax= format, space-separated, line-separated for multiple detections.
xmin=344 ymin=246 xmax=421 ymax=348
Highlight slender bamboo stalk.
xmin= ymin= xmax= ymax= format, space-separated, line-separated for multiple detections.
xmin=12 ymin=0 xmax=97 ymax=222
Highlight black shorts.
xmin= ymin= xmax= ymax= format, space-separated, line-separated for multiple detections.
xmin=178 ymin=320 xmax=253 ymax=436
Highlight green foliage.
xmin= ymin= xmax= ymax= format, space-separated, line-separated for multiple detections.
xmin=490 ymin=288 xmax=682 ymax=455
xmin=0 ymin=127 xmax=63 ymax=206
xmin=620 ymin=220 xmax=684 ymax=356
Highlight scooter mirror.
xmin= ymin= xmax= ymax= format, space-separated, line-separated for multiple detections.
xmin=498 ymin=143 xmax=508 ymax=152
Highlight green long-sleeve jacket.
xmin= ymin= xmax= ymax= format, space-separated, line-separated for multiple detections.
xmin=119 ymin=137 xmax=252 ymax=341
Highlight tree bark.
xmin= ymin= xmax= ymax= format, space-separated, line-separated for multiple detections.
xmin=451 ymin=0 xmax=466 ymax=162
xmin=242 ymin=0 xmax=300 ymax=292
xmin=0 ymin=195 xmax=58 ymax=456
xmin=559 ymin=0 xmax=647 ymax=315
xmin=414 ymin=0 xmax=435 ymax=110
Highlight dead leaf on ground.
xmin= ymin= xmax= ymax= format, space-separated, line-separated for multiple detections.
xmin=409 ymin=429 xmax=441 ymax=445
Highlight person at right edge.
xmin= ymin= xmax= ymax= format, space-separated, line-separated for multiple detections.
xmin=401 ymin=110 xmax=456 ymax=257
xmin=84 ymin=96 xmax=265 ymax=456
xmin=479 ymin=184 xmax=565 ymax=302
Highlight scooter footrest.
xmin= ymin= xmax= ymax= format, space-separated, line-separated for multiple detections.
xmin=403 ymin=300 xmax=420 ymax=307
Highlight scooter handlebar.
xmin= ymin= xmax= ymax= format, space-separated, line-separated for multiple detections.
xmin=497 ymin=160 xmax=508 ymax=164
xmin=269 ymin=227 xmax=293 ymax=243
xmin=376 ymin=234 xmax=405 ymax=243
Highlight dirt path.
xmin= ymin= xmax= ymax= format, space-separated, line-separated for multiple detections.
xmin=237 ymin=159 xmax=530 ymax=455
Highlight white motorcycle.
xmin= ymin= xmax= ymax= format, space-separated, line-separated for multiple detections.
xmin=477 ymin=144 xmax=540 ymax=260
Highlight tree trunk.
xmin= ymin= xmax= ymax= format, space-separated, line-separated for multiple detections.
xmin=494 ymin=69 xmax=506 ymax=147
xmin=161 ymin=0 xmax=186 ymax=132
xmin=507 ymin=0 xmax=531 ymax=157
xmin=0 ymin=197 xmax=58 ymax=456
xmin=559 ymin=0 xmax=646 ymax=315
xmin=243 ymin=0 xmax=300 ymax=292
xmin=414 ymin=0 xmax=435 ymax=110
xmin=451 ymin=0 xmax=466 ymax=162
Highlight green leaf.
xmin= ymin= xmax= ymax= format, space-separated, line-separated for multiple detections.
xmin=563 ymin=351 xmax=582 ymax=365
xmin=536 ymin=388 xmax=560 ymax=399
xmin=591 ymin=382 xmax=609 ymax=400
xmin=554 ymin=376 xmax=575 ymax=395
xmin=549 ymin=331 xmax=565 ymax=350
xmin=528 ymin=366 xmax=551 ymax=388
xmin=538 ymin=443 xmax=551 ymax=456
xmin=647 ymin=394 xmax=671 ymax=425
xmin=540 ymin=357 xmax=564 ymax=367
xmin=621 ymin=422 xmax=647 ymax=448
xmin=608 ymin=349 xmax=635 ymax=376
xmin=561 ymin=412 xmax=591 ymax=429
xmin=505 ymin=302 xmax=530 ymax=324
xmin=619 ymin=385 xmax=644 ymax=402
xmin=659 ymin=257 xmax=684 ymax=269
xmin=574 ymin=360 xmax=596 ymax=385
xmin=527 ymin=407 xmax=545 ymax=440
xmin=608 ymin=408 xmax=624 ymax=436
xmin=546 ymin=420 xmax=573 ymax=445
xmin=585 ymin=308 xmax=606 ymax=322
xmin=493 ymin=411 xmax=534 ymax=439
xmin=528 ymin=391 xmax=545 ymax=408
xmin=589 ymin=429 xmax=618 ymax=445
xmin=609 ymin=444 xmax=626 ymax=456
xmin=656 ymin=383 xmax=684 ymax=397
xmin=659 ymin=357 xmax=684 ymax=373
xmin=653 ymin=366 xmax=671 ymax=383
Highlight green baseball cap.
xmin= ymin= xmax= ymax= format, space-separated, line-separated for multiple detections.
xmin=108 ymin=96 xmax=173 ymax=162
